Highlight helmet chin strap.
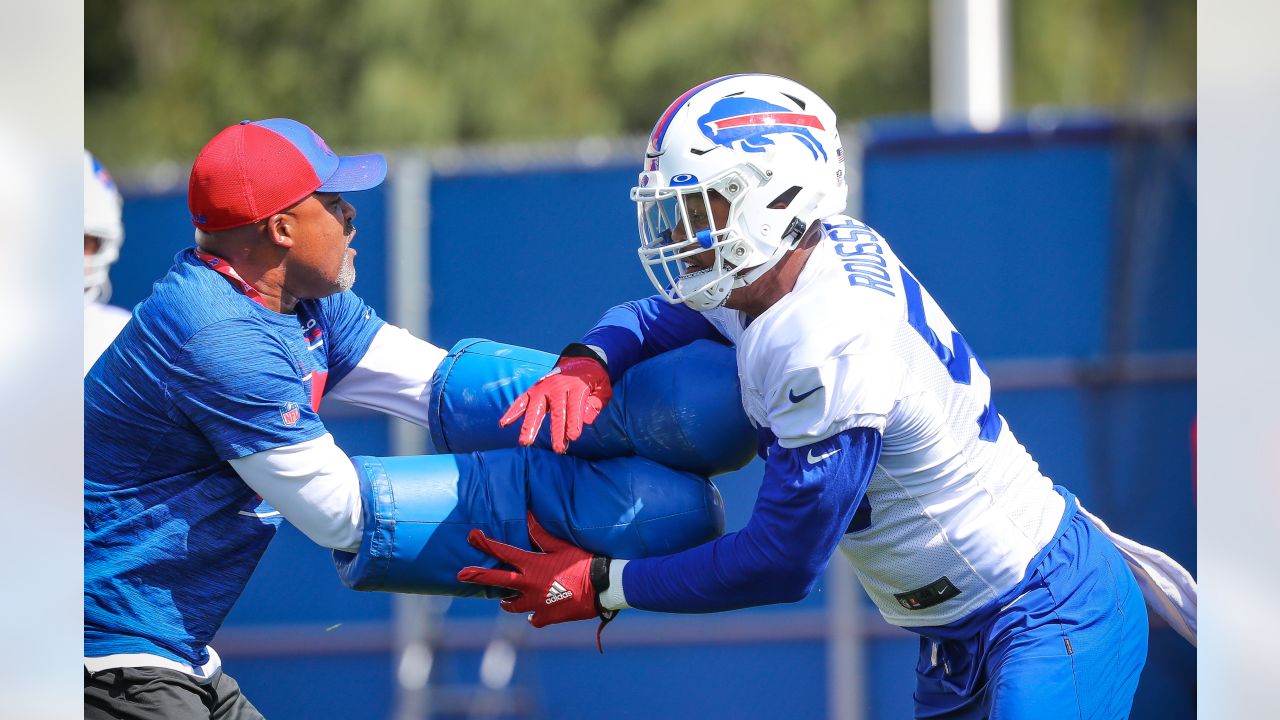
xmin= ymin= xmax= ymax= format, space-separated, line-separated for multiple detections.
xmin=680 ymin=216 xmax=808 ymax=312
xmin=732 ymin=215 xmax=808 ymax=288
xmin=679 ymin=269 xmax=733 ymax=311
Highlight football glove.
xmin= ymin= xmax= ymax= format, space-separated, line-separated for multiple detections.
xmin=457 ymin=511 xmax=613 ymax=631
xmin=498 ymin=344 xmax=611 ymax=453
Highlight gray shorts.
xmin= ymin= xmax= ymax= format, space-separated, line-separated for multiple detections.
xmin=84 ymin=665 xmax=266 ymax=720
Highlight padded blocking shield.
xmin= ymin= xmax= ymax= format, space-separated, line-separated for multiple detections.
xmin=333 ymin=448 xmax=725 ymax=598
xmin=428 ymin=338 xmax=755 ymax=476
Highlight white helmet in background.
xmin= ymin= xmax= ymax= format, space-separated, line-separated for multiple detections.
xmin=85 ymin=149 xmax=124 ymax=303
xmin=632 ymin=74 xmax=847 ymax=311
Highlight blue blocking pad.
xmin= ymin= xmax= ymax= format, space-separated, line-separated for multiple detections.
xmin=427 ymin=338 xmax=756 ymax=477
xmin=333 ymin=448 xmax=725 ymax=598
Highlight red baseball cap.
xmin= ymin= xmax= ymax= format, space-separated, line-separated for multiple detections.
xmin=188 ymin=118 xmax=387 ymax=231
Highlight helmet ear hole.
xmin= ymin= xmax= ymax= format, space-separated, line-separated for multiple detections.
xmin=768 ymin=186 xmax=802 ymax=210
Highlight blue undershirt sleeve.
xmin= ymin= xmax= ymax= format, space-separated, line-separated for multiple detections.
xmin=621 ymin=426 xmax=882 ymax=613
xmin=581 ymin=295 xmax=727 ymax=382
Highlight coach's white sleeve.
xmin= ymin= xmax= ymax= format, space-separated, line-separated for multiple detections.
xmin=326 ymin=324 xmax=447 ymax=427
xmin=228 ymin=434 xmax=364 ymax=552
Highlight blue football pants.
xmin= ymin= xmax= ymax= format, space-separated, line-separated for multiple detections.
xmin=914 ymin=510 xmax=1148 ymax=720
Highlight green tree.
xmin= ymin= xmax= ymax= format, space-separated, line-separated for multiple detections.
xmin=85 ymin=0 xmax=1194 ymax=170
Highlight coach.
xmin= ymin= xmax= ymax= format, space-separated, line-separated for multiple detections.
xmin=84 ymin=119 xmax=446 ymax=719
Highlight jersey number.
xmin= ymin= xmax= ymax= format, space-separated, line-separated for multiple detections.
xmin=900 ymin=268 xmax=1002 ymax=442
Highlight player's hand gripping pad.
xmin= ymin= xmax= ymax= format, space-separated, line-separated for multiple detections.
xmin=333 ymin=448 xmax=724 ymax=597
xmin=428 ymin=339 xmax=755 ymax=476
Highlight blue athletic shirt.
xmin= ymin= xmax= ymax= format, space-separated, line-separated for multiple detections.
xmin=84 ymin=248 xmax=383 ymax=665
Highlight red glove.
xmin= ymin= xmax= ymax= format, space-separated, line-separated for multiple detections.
xmin=498 ymin=349 xmax=612 ymax=454
xmin=457 ymin=512 xmax=609 ymax=628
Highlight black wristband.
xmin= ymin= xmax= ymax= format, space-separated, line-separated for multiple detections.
xmin=589 ymin=555 xmax=611 ymax=595
xmin=559 ymin=343 xmax=608 ymax=373
xmin=591 ymin=556 xmax=620 ymax=652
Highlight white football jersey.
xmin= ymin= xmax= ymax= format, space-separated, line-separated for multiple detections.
xmin=84 ymin=300 xmax=132 ymax=376
xmin=702 ymin=216 xmax=1066 ymax=627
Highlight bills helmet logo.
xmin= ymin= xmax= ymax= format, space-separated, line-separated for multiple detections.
xmin=90 ymin=156 xmax=118 ymax=191
xmin=697 ymin=97 xmax=828 ymax=161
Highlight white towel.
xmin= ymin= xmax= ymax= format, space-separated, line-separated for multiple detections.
xmin=1078 ymin=504 xmax=1197 ymax=647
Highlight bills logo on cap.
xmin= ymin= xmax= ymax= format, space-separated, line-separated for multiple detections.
xmin=280 ymin=401 xmax=301 ymax=427
xmin=309 ymin=129 xmax=334 ymax=157
xmin=697 ymin=97 xmax=827 ymax=161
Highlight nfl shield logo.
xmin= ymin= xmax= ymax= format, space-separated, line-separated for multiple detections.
xmin=280 ymin=401 xmax=300 ymax=427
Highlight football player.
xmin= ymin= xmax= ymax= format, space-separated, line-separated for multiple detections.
xmin=464 ymin=74 xmax=1196 ymax=718
xmin=83 ymin=150 xmax=132 ymax=374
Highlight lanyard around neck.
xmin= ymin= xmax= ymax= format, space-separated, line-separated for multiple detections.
xmin=193 ymin=249 xmax=270 ymax=309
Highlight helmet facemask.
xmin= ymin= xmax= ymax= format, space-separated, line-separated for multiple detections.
xmin=84 ymin=150 xmax=124 ymax=304
xmin=634 ymin=167 xmax=754 ymax=310
xmin=84 ymin=234 xmax=122 ymax=304
xmin=633 ymin=164 xmax=809 ymax=311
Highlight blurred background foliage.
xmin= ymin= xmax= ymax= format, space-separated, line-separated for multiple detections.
xmin=86 ymin=0 xmax=1195 ymax=168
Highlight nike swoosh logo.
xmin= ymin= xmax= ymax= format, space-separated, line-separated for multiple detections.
xmin=807 ymin=448 xmax=840 ymax=464
xmin=788 ymin=386 xmax=822 ymax=403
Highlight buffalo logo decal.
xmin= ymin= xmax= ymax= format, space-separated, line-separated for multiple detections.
xmin=697 ymin=97 xmax=827 ymax=161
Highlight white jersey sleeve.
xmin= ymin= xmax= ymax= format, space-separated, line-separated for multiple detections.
xmin=228 ymin=433 xmax=363 ymax=552
xmin=325 ymin=323 xmax=447 ymax=427
xmin=764 ymin=351 xmax=904 ymax=447
xmin=736 ymin=252 xmax=907 ymax=448
xmin=84 ymin=301 xmax=132 ymax=375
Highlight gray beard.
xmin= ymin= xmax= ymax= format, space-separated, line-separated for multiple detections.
xmin=336 ymin=251 xmax=356 ymax=293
